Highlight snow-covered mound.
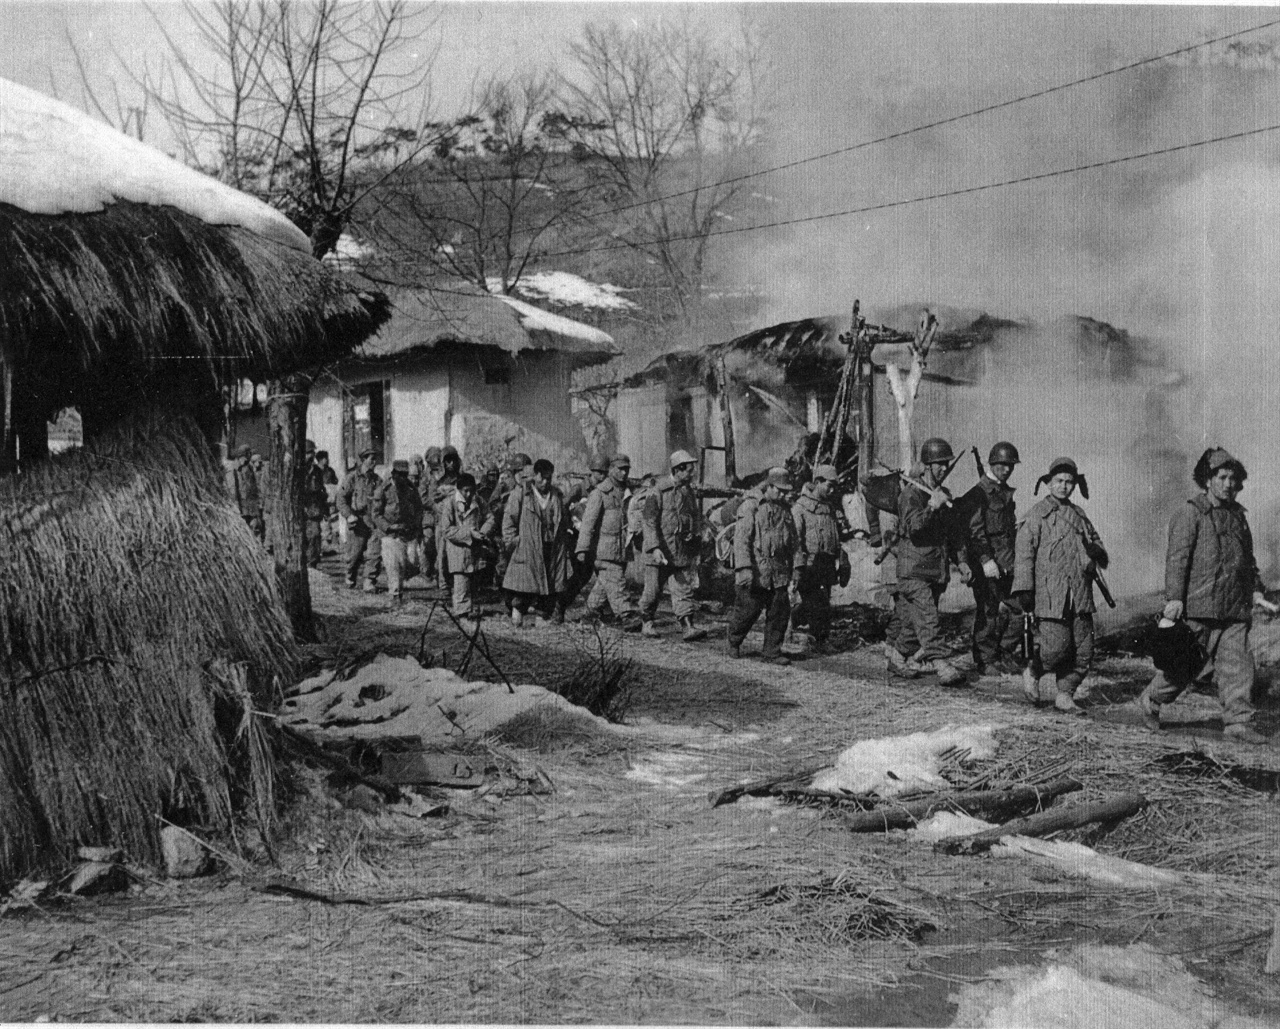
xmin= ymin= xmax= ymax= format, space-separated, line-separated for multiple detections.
xmin=0 ymin=77 xmax=309 ymax=252
xmin=810 ymin=724 xmax=1002 ymax=797
xmin=282 ymin=653 xmax=615 ymax=745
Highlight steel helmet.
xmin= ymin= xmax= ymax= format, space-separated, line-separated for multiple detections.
xmin=919 ymin=438 xmax=954 ymax=464
xmin=669 ymin=450 xmax=697 ymax=469
xmin=988 ymin=441 xmax=1021 ymax=466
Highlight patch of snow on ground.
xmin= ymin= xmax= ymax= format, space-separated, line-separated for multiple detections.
xmin=992 ymin=837 xmax=1184 ymax=889
xmin=909 ymin=811 xmax=996 ymax=843
xmin=810 ymin=724 xmax=1003 ymax=797
xmin=625 ymin=751 xmax=709 ymax=790
xmin=950 ymin=943 xmax=1268 ymax=1028
xmin=282 ymin=653 xmax=613 ymax=746
xmin=491 ymin=271 xmax=637 ymax=311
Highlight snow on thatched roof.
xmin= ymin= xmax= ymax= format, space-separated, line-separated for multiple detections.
xmin=358 ymin=286 xmax=619 ymax=367
xmin=0 ymin=77 xmax=308 ymax=251
xmin=0 ymin=79 xmax=389 ymax=426
xmin=487 ymin=271 xmax=638 ymax=312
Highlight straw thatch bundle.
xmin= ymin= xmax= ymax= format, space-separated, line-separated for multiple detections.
xmin=0 ymin=415 xmax=299 ymax=880
xmin=0 ymin=199 xmax=388 ymax=432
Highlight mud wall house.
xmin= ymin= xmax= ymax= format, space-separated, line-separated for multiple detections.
xmin=0 ymin=78 xmax=388 ymax=880
xmin=609 ymin=311 xmax=1125 ymax=482
xmin=306 ymin=287 xmax=619 ymax=472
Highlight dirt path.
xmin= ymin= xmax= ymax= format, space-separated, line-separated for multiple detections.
xmin=4 ymin=571 xmax=1279 ymax=1025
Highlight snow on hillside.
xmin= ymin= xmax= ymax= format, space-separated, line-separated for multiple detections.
xmin=489 ymin=271 xmax=638 ymax=311
xmin=0 ymin=77 xmax=309 ymax=252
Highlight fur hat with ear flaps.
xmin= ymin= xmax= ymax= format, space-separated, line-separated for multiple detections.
xmin=1193 ymin=447 xmax=1247 ymax=490
xmin=1034 ymin=456 xmax=1089 ymax=500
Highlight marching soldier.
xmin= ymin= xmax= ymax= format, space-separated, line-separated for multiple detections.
xmin=562 ymin=455 xmax=611 ymax=610
xmin=372 ymin=459 xmax=425 ymax=605
xmin=576 ymin=454 xmax=639 ymax=627
xmin=303 ymin=447 xmax=336 ymax=568
xmin=1138 ymin=448 xmax=1276 ymax=744
xmin=639 ymin=450 xmax=710 ymax=641
xmin=337 ymin=448 xmax=383 ymax=592
xmin=729 ymin=467 xmax=799 ymax=665
xmin=226 ymin=443 xmax=264 ymax=540
xmin=790 ymin=463 xmax=842 ymax=654
xmin=964 ymin=442 xmax=1023 ymax=674
xmin=884 ymin=437 xmax=969 ymax=686
xmin=1010 ymin=456 xmax=1109 ymax=713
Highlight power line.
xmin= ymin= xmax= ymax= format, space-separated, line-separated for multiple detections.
xmin=539 ymin=121 xmax=1280 ymax=259
xmin=591 ymin=16 xmax=1280 ymax=219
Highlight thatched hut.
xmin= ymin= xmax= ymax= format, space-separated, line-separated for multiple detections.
xmin=0 ymin=79 xmax=388 ymax=881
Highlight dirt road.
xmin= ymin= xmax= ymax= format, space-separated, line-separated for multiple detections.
xmin=4 ymin=571 xmax=1279 ymax=1025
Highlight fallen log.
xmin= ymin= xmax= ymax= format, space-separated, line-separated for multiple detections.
xmin=935 ymin=792 xmax=1148 ymax=855
xmin=843 ymin=777 xmax=1083 ymax=833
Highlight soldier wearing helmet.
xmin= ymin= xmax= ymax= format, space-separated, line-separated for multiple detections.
xmin=789 ymin=463 xmax=842 ymax=654
xmin=639 ymin=450 xmax=710 ymax=641
xmin=884 ymin=437 xmax=970 ymax=686
xmin=728 ymin=467 xmax=800 ymax=665
xmin=960 ymin=442 xmax=1023 ymax=673
xmin=1011 ymin=456 xmax=1109 ymax=713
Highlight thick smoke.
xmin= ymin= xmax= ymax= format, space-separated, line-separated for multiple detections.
xmin=726 ymin=8 xmax=1280 ymax=596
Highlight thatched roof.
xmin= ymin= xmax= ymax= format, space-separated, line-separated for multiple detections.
xmin=357 ymin=286 xmax=619 ymax=369
xmin=0 ymin=78 xmax=390 ymax=425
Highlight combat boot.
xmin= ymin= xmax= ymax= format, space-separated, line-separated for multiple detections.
xmin=680 ymin=617 xmax=708 ymax=642
xmin=884 ymin=644 xmax=917 ymax=678
xmin=641 ymin=621 xmax=661 ymax=639
xmin=760 ymin=651 xmax=791 ymax=667
xmin=1053 ymin=692 xmax=1083 ymax=715
xmin=933 ymin=659 xmax=966 ymax=687
xmin=1224 ymin=723 xmax=1269 ymax=746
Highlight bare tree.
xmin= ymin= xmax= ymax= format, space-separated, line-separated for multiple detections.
xmin=119 ymin=0 xmax=439 ymax=638
xmin=371 ymin=70 xmax=587 ymax=293
xmin=550 ymin=15 xmax=770 ymax=320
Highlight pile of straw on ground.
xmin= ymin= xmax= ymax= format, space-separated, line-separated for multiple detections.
xmin=0 ymin=417 xmax=298 ymax=882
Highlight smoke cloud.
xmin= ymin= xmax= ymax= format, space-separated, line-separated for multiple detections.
xmin=726 ymin=6 xmax=1280 ymax=596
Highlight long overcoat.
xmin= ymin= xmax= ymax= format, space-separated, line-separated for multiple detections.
xmin=1013 ymin=496 xmax=1108 ymax=618
xmin=502 ymin=484 xmax=573 ymax=595
xmin=792 ymin=485 xmax=841 ymax=586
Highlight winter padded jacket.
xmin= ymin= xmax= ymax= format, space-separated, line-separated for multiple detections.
xmin=337 ymin=469 xmax=381 ymax=522
xmin=962 ymin=475 xmax=1015 ymax=574
xmin=895 ymin=480 xmax=965 ymax=584
xmin=440 ymin=493 xmax=496 ymax=575
xmin=792 ymin=485 xmax=841 ymax=585
xmin=576 ymin=477 xmax=629 ymax=564
xmin=734 ymin=495 xmax=798 ymax=589
xmin=1165 ymin=493 xmax=1263 ymax=622
xmin=1013 ymin=496 xmax=1108 ymax=618
xmin=642 ymin=478 xmax=703 ymax=568
xmin=372 ymin=474 xmax=424 ymax=539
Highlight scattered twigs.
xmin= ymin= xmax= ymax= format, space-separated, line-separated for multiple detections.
xmin=936 ymin=792 xmax=1148 ymax=855
xmin=708 ymin=761 xmax=835 ymax=807
xmin=843 ymin=777 xmax=1083 ymax=833
xmin=436 ymin=603 xmax=513 ymax=692
xmin=275 ymin=722 xmax=402 ymax=802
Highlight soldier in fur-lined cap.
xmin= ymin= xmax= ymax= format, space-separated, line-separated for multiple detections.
xmin=1136 ymin=447 xmax=1277 ymax=745
xmin=1010 ymin=456 xmax=1108 ymax=714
